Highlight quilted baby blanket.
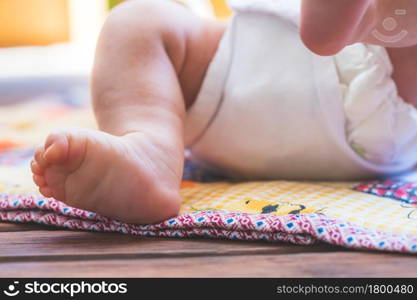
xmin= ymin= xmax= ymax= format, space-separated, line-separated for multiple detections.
xmin=0 ymin=92 xmax=416 ymax=254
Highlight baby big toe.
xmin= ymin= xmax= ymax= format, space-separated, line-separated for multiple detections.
xmin=34 ymin=145 xmax=47 ymax=169
xmin=43 ymin=133 xmax=69 ymax=164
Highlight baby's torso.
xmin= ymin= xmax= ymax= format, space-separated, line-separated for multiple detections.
xmin=185 ymin=0 xmax=417 ymax=180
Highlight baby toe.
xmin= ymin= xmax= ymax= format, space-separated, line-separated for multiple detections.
xmin=32 ymin=174 xmax=46 ymax=187
xmin=30 ymin=160 xmax=43 ymax=175
xmin=34 ymin=145 xmax=47 ymax=168
xmin=39 ymin=186 xmax=53 ymax=198
xmin=43 ymin=132 xmax=69 ymax=164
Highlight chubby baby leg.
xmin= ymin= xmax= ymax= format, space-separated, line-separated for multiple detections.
xmin=31 ymin=0 xmax=225 ymax=224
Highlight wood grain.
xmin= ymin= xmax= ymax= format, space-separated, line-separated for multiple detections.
xmin=0 ymin=222 xmax=57 ymax=232
xmin=0 ymin=230 xmax=339 ymax=261
xmin=0 ymin=222 xmax=415 ymax=278
xmin=1 ymin=252 xmax=416 ymax=277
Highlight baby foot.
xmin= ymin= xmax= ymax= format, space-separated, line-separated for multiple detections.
xmin=301 ymin=0 xmax=417 ymax=55
xmin=31 ymin=129 xmax=183 ymax=224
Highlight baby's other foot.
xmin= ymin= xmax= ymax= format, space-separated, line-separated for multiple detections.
xmin=300 ymin=0 xmax=373 ymax=55
xmin=31 ymin=129 xmax=182 ymax=224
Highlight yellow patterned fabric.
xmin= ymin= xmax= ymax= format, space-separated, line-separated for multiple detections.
xmin=180 ymin=181 xmax=417 ymax=235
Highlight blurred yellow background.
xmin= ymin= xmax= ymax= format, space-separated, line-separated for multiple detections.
xmin=211 ymin=0 xmax=232 ymax=19
xmin=0 ymin=0 xmax=70 ymax=47
xmin=0 ymin=0 xmax=232 ymax=47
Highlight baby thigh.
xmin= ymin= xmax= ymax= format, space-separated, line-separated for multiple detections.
xmin=92 ymin=0 xmax=225 ymax=135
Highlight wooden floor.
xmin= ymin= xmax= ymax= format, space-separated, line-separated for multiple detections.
xmin=0 ymin=221 xmax=416 ymax=277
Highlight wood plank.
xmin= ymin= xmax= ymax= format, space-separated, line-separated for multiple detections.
xmin=0 ymin=230 xmax=340 ymax=261
xmin=1 ymin=252 xmax=416 ymax=277
xmin=0 ymin=222 xmax=57 ymax=232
